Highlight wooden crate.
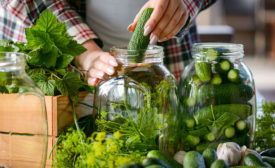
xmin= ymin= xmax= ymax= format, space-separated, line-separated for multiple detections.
xmin=0 ymin=92 xmax=94 ymax=167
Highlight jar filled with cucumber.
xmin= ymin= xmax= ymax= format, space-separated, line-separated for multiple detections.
xmin=178 ymin=43 xmax=256 ymax=152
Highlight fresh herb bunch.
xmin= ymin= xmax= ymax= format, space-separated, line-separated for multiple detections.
xmin=253 ymin=101 xmax=275 ymax=151
xmin=0 ymin=10 xmax=92 ymax=104
xmin=53 ymin=129 xmax=145 ymax=168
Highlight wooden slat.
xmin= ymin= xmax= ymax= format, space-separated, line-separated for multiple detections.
xmin=0 ymin=134 xmax=56 ymax=167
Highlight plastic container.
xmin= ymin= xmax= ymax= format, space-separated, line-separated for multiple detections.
xmin=178 ymin=43 xmax=256 ymax=152
xmin=0 ymin=52 xmax=48 ymax=168
xmin=94 ymin=46 xmax=179 ymax=155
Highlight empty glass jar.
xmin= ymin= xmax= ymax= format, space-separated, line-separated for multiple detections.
xmin=94 ymin=46 xmax=179 ymax=155
xmin=0 ymin=52 xmax=48 ymax=168
xmin=178 ymin=43 xmax=256 ymax=152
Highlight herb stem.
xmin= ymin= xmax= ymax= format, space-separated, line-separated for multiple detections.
xmin=79 ymin=101 xmax=94 ymax=109
xmin=69 ymin=64 xmax=85 ymax=77
xmin=72 ymin=103 xmax=81 ymax=135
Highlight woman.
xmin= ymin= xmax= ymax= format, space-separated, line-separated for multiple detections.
xmin=0 ymin=0 xmax=216 ymax=85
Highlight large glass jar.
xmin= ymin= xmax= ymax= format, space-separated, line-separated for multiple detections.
xmin=0 ymin=52 xmax=48 ymax=168
xmin=178 ymin=43 xmax=256 ymax=152
xmin=94 ymin=46 xmax=179 ymax=155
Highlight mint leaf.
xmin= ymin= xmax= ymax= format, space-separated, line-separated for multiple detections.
xmin=50 ymin=33 xmax=71 ymax=50
xmin=56 ymin=72 xmax=84 ymax=103
xmin=25 ymin=28 xmax=54 ymax=52
xmin=0 ymin=40 xmax=19 ymax=52
xmin=0 ymin=85 xmax=8 ymax=93
xmin=56 ymin=54 xmax=74 ymax=69
xmin=31 ymin=73 xmax=56 ymax=96
xmin=63 ymin=40 xmax=87 ymax=57
xmin=25 ymin=48 xmax=41 ymax=66
xmin=40 ymin=47 xmax=59 ymax=68
xmin=26 ymin=68 xmax=46 ymax=77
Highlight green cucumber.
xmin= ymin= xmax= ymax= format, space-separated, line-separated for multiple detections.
xmin=202 ymin=148 xmax=217 ymax=168
xmin=210 ymin=159 xmax=229 ymax=168
xmin=206 ymin=48 xmax=219 ymax=61
xmin=194 ymin=104 xmax=252 ymax=126
xmin=216 ymin=59 xmax=232 ymax=74
xmin=262 ymin=156 xmax=275 ymax=167
xmin=230 ymin=166 xmax=266 ymax=168
xmin=142 ymin=158 xmax=171 ymax=168
xmin=183 ymin=151 xmax=206 ymax=168
xmin=145 ymin=165 xmax=163 ymax=168
xmin=244 ymin=153 xmax=266 ymax=167
xmin=235 ymin=120 xmax=247 ymax=131
xmin=186 ymin=118 xmax=195 ymax=129
xmin=228 ymin=69 xmax=240 ymax=83
xmin=195 ymin=61 xmax=212 ymax=82
xmin=128 ymin=8 xmax=154 ymax=62
xmin=147 ymin=150 xmax=181 ymax=168
xmin=260 ymin=148 xmax=275 ymax=157
xmin=196 ymin=83 xmax=254 ymax=106
xmin=205 ymin=132 xmax=215 ymax=142
xmin=186 ymin=135 xmax=200 ymax=146
xmin=224 ymin=126 xmax=236 ymax=139
xmin=211 ymin=74 xmax=222 ymax=85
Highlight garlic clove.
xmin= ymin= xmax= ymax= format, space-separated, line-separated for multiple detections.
xmin=173 ymin=151 xmax=186 ymax=165
xmin=217 ymin=142 xmax=242 ymax=166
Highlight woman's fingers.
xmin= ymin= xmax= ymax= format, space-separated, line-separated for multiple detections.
xmin=161 ymin=11 xmax=188 ymax=41
xmin=158 ymin=3 xmax=187 ymax=41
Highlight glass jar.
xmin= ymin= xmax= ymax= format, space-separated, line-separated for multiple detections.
xmin=178 ymin=43 xmax=256 ymax=152
xmin=94 ymin=46 xmax=179 ymax=155
xmin=0 ymin=52 xmax=48 ymax=168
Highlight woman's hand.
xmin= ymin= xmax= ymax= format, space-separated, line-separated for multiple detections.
xmin=128 ymin=0 xmax=188 ymax=44
xmin=75 ymin=40 xmax=118 ymax=86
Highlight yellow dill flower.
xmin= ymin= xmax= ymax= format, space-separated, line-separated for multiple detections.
xmin=106 ymin=138 xmax=113 ymax=145
xmin=86 ymin=153 xmax=96 ymax=166
xmin=107 ymin=143 xmax=118 ymax=153
xmin=95 ymin=132 xmax=106 ymax=142
xmin=113 ymin=131 xmax=122 ymax=139
xmin=93 ymin=142 xmax=106 ymax=156
xmin=116 ymin=156 xmax=131 ymax=166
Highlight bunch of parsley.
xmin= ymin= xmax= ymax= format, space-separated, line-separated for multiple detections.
xmin=0 ymin=10 xmax=93 ymax=104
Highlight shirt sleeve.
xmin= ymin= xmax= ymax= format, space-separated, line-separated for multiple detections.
xmin=1 ymin=0 xmax=98 ymax=44
xmin=175 ymin=0 xmax=217 ymax=38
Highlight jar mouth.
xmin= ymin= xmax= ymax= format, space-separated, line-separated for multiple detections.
xmin=0 ymin=52 xmax=25 ymax=71
xmin=192 ymin=43 xmax=244 ymax=59
xmin=110 ymin=45 xmax=164 ymax=64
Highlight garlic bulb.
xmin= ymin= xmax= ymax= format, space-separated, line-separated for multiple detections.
xmin=240 ymin=145 xmax=261 ymax=165
xmin=216 ymin=142 xmax=242 ymax=166
xmin=173 ymin=151 xmax=186 ymax=165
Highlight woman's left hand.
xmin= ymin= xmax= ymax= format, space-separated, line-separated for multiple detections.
xmin=128 ymin=0 xmax=188 ymax=44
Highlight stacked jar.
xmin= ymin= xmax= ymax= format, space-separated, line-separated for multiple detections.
xmin=178 ymin=43 xmax=256 ymax=152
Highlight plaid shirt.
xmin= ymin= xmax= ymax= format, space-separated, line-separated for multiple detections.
xmin=0 ymin=0 xmax=216 ymax=80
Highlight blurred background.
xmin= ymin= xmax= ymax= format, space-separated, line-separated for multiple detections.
xmin=196 ymin=0 xmax=275 ymax=101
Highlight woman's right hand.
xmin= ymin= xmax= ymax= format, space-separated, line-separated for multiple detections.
xmin=75 ymin=40 xmax=118 ymax=86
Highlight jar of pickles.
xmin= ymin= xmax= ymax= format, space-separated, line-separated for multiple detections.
xmin=94 ymin=45 xmax=179 ymax=155
xmin=178 ymin=43 xmax=256 ymax=152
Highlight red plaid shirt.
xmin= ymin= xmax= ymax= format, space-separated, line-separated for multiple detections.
xmin=0 ymin=0 xmax=216 ymax=80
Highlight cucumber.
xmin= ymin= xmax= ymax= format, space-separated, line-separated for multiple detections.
xmin=186 ymin=118 xmax=195 ymax=129
xmin=244 ymin=153 xmax=266 ymax=167
xmin=142 ymin=158 xmax=171 ymax=168
xmin=194 ymin=104 xmax=252 ymax=126
xmin=202 ymin=148 xmax=217 ymax=168
xmin=260 ymin=148 xmax=275 ymax=157
xmin=210 ymin=159 xmax=229 ymax=168
xmin=235 ymin=120 xmax=247 ymax=131
xmin=147 ymin=150 xmax=181 ymax=168
xmin=224 ymin=126 xmax=236 ymax=139
xmin=128 ymin=8 xmax=154 ymax=62
xmin=195 ymin=61 xmax=212 ymax=82
xmin=262 ymin=156 xmax=275 ymax=167
xmin=196 ymin=83 xmax=254 ymax=106
xmin=230 ymin=166 xmax=266 ymax=168
xmin=206 ymin=48 xmax=219 ymax=61
xmin=204 ymin=132 xmax=215 ymax=142
xmin=183 ymin=151 xmax=206 ymax=168
xmin=228 ymin=69 xmax=240 ymax=83
xmin=186 ymin=135 xmax=200 ymax=146
xmin=211 ymin=74 xmax=222 ymax=85
xmin=145 ymin=165 xmax=164 ymax=168
xmin=215 ymin=59 xmax=232 ymax=74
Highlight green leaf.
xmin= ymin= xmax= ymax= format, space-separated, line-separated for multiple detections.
xmin=56 ymin=72 xmax=84 ymax=103
xmin=25 ymin=28 xmax=54 ymax=52
xmin=31 ymin=73 xmax=56 ymax=96
xmin=0 ymin=85 xmax=8 ymax=93
xmin=26 ymin=68 xmax=46 ymax=77
xmin=63 ymin=40 xmax=87 ymax=57
xmin=55 ymin=69 xmax=66 ymax=76
xmin=25 ymin=48 xmax=41 ymax=66
xmin=0 ymin=40 xmax=19 ymax=52
xmin=56 ymin=54 xmax=74 ymax=68
xmin=50 ymin=33 xmax=71 ymax=50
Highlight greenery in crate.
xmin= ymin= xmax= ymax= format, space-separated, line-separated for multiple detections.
xmin=0 ymin=10 xmax=93 ymax=104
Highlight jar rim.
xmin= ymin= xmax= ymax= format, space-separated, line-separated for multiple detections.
xmin=110 ymin=45 xmax=164 ymax=64
xmin=192 ymin=43 xmax=244 ymax=59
